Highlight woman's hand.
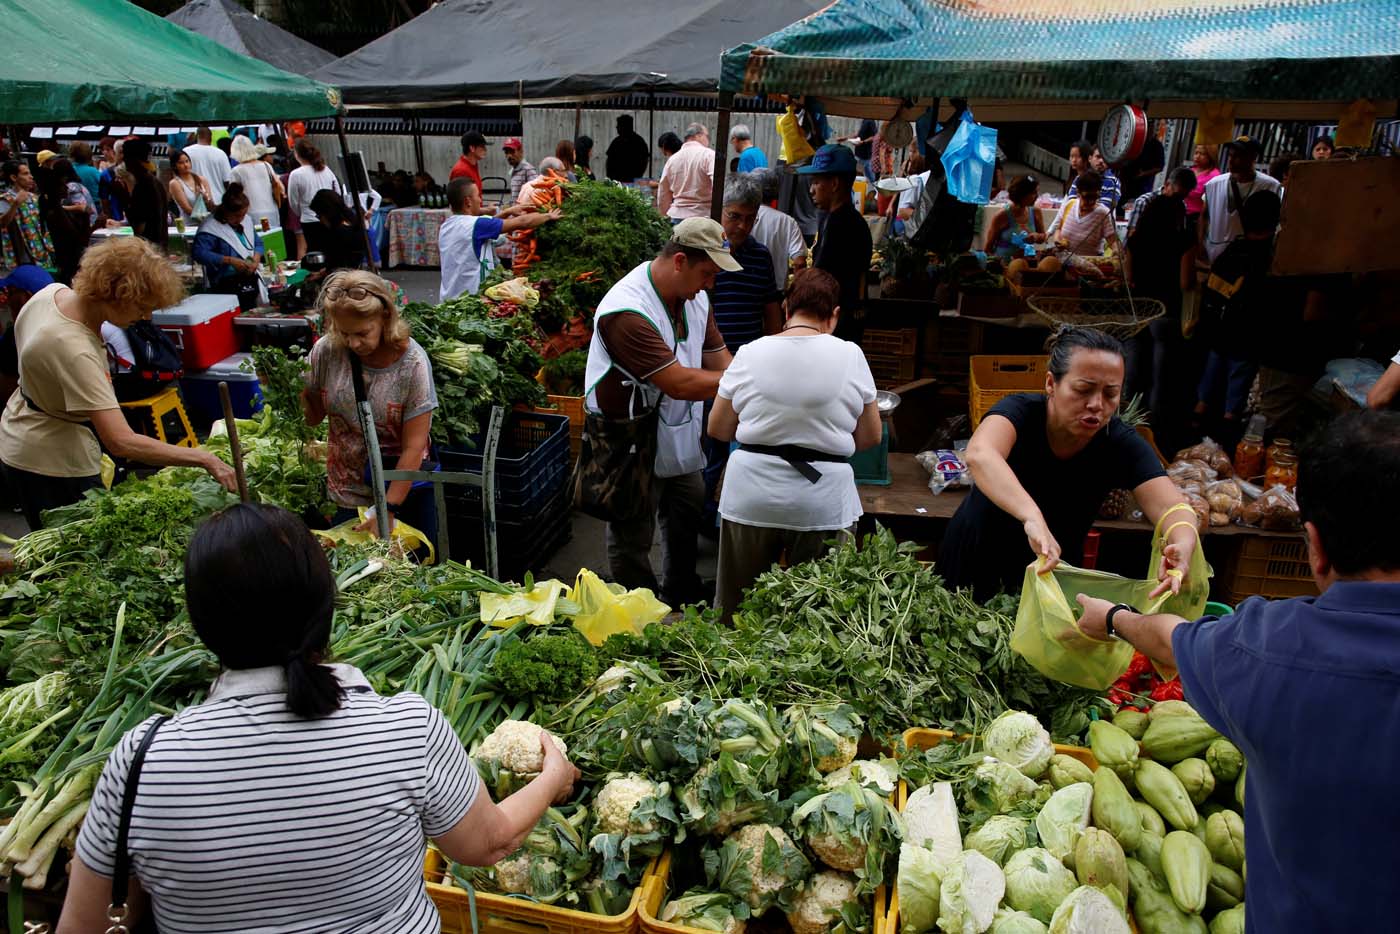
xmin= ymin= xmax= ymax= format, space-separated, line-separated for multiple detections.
xmin=354 ymin=508 xmax=395 ymax=537
xmin=1150 ymin=537 xmax=1194 ymax=598
xmin=540 ymin=734 xmax=580 ymax=805
xmin=203 ymin=452 xmax=238 ymax=492
xmin=1028 ymin=232 xmax=1047 ymax=243
xmin=1024 ymin=517 xmax=1062 ymax=573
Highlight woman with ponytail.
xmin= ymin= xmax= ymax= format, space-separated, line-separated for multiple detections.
xmin=56 ymin=503 xmax=579 ymax=934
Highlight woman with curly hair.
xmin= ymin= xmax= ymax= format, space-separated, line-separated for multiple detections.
xmin=301 ymin=269 xmax=438 ymax=540
xmin=0 ymin=238 xmax=236 ymax=527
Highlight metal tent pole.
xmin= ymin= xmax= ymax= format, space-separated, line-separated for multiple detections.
xmin=711 ymin=91 xmax=735 ymax=221
xmin=647 ymin=90 xmax=656 ymax=178
xmin=335 ymin=113 xmax=378 ymax=273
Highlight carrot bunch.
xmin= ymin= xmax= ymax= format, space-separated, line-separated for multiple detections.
xmin=510 ymin=229 xmax=539 ymax=273
xmin=529 ymin=174 xmax=566 ymax=210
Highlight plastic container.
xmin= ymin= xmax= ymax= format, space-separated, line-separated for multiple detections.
xmin=539 ymin=394 xmax=585 ymax=460
xmin=152 ymin=293 xmax=241 ymax=370
xmin=850 ymin=421 xmax=891 ymax=486
xmin=179 ymin=352 xmax=263 ymax=422
xmin=863 ymin=328 xmax=919 ymax=358
xmin=866 ymin=352 xmax=917 ymax=388
xmin=446 ymin=484 xmax=572 ymax=581
xmin=425 ymin=846 xmax=650 ymax=934
xmin=1221 ymin=535 xmax=1318 ymax=604
xmin=969 ymin=355 xmax=1049 ymax=428
xmin=1203 ymin=600 xmax=1235 ymax=617
xmin=439 ymin=411 xmax=571 ymax=519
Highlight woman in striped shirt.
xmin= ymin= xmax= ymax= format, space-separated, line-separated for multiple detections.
xmin=1047 ymin=171 xmax=1122 ymax=258
xmin=58 ymin=504 xmax=579 ymax=934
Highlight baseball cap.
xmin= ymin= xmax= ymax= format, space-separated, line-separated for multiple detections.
xmin=0 ymin=265 xmax=55 ymax=295
xmin=1231 ymin=135 xmax=1263 ymax=155
xmin=796 ymin=143 xmax=858 ymax=176
xmin=35 ymin=150 xmax=58 ymax=166
xmin=671 ymin=218 xmax=742 ymax=273
xmin=502 ymin=137 xmax=523 ymax=152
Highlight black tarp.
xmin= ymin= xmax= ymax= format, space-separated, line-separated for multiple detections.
xmin=167 ymin=0 xmax=337 ymax=76
xmin=311 ymin=0 xmax=818 ymax=106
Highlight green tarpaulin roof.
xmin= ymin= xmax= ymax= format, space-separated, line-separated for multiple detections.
xmin=1 ymin=0 xmax=342 ymax=125
xmin=721 ymin=0 xmax=1400 ymax=118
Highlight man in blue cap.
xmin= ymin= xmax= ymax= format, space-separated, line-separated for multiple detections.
xmin=0 ymin=265 xmax=55 ymax=406
xmin=798 ymin=144 xmax=872 ymax=343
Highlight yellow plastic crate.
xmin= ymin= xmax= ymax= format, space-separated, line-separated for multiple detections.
xmin=968 ymin=355 xmax=1048 ymax=429
xmin=426 ymin=846 xmax=651 ymax=934
xmin=539 ymin=393 xmax=585 ymax=460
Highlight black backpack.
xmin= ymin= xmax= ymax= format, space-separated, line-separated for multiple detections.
xmin=108 ymin=320 xmax=184 ymax=401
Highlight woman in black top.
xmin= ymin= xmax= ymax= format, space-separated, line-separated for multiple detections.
xmin=114 ymin=140 xmax=168 ymax=249
xmin=308 ymin=188 xmax=364 ymax=273
xmin=938 ymin=327 xmax=1196 ymax=599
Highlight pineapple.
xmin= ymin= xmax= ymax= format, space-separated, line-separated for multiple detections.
xmin=1101 ymin=395 xmax=1149 ymax=519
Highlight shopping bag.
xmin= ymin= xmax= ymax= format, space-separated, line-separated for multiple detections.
xmin=940 ymin=111 xmax=999 ymax=206
xmin=480 ymin=579 xmax=570 ymax=627
xmin=568 ymin=569 xmax=669 ymax=645
xmin=314 ymin=508 xmax=435 ymax=564
xmin=1011 ymin=508 xmax=1212 ymax=689
xmin=777 ymin=105 xmax=816 ymax=164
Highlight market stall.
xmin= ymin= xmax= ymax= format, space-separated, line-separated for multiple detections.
xmin=385 ymin=206 xmax=451 ymax=268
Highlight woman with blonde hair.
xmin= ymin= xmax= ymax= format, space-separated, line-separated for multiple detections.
xmin=0 ymin=238 xmax=236 ymax=527
xmin=301 ymin=269 xmax=438 ymax=540
xmin=230 ymin=135 xmax=284 ymax=231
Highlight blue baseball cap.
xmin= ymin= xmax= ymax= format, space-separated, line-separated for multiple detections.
xmin=796 ymin=144 xmax=858 ymax=176
xmin=0 ymin=265 xmax=54 ymax=295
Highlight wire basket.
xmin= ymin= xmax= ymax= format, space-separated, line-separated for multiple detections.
xmin=1027 ymin=295 xmax=1165 ymax=339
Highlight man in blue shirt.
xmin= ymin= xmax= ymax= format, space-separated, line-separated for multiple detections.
xmin=1075 ymin=410 xmax=1400 ymax=933
xmin=730 ymin=125 xmax=768 ymax=174
xmin=711 ymin=173 xmax=782 ymax=351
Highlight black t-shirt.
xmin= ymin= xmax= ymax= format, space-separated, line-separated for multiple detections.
xmin=1120 ymin=138 xmax=1166 ymax=202
xmin=813 ymin=202 xmax=872 ymax=339
xmin=937 ymin=393 xmax=1167 ymax=599
xmin=853 ymin=120 xmax=878 ymax=160
xmin=1127 ymin=193 xmax=1189 ymax=298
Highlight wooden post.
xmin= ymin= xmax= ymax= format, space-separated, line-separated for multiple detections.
xmin=711 ymin=91 xmax=735 ymax=221
xmin=218 ymin=382 xmax=250 ymax=503
xmin=335 ymin=113 xmax=379 ymax=273
xmin=7 ymin=125 xmax=23 ymax=158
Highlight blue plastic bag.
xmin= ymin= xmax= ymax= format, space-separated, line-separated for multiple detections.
xmin=940 ymin=110 xmax=999 ymax=205
xmin=366 ymin=206 xmax=388 ymax=266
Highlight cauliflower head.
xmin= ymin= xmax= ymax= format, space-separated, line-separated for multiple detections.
xmin=594 ymin=773 xmax=664 ymax=835
xmin=493 ymin=852 xmax=563 ymax=899
xmin=680 ymin=753 xmax=780 ymax=837
xmin=787 ymin=871 xmax=862 ymax=934
xmin=786 ymin=704 xmax=863 ymax=776
xmin=823 ymin=759 xmax=898 ymax=796
xmin=706 ymin=823 xmax=812 ymax=912
xmin=791 ymin=783 xmax=904 ymax=890
xmin=662 ymin=891 xmax=750 ymax=934
xmin=477 ymin=720 xmax=567 ymax=775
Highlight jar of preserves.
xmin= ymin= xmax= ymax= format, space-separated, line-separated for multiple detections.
xmin=1234 ymin=433 xmax=1265 ymax=481
xmin=1266 ymin=437 xmax=1293 ymax=474
xmin=1265 ymin=451 xmax=1298 ymax=492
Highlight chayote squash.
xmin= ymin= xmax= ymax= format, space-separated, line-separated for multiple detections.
xmin=1204 ymin=810 xmax=1245 ymax=871
xmin=1136 ymin=801 xmax=1167 ymax=838
xmin=1048 ymin=754 xmax=1094 ymax=790
xmin=1135 ymin=760 xmax=1199 ymax=831
xmin=1089 ymin=721 xmax=1140 ymax=778
xmin=1234 ymin=764 xmax=1246 ymax=808
xmin=1170 ymin=758 xmax=1215 ymax=805
xmin=1141 ymin=715 xmax=1220 ymax=764
xmin=1148 ymin=700 xmax=1198 ymax=721
xmin=1091 ymin=766 xmax=1141 ymax=852
xmin=1127 ymin=859 xmax=1208 ymax=934
xmin=1113 ymin=709 xmax=1150 ymax=739
xmin=1134 ymin=830 xmax=1166 ymax=883
xmin=1161 ymin=831 xmax=1212 ymax=914
xmin=1208 ymin=904 xmax=1245 ymax=934
xmin=1074 ymin=827 xmax=1129 ymax=902
xmin=1204 ymin=739 xmax=1243 ymax=783
xmin=1206 ymin=862 xmax=1244 ymax=912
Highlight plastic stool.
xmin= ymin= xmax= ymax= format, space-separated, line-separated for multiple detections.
xmin=120 ymin=385 xmax=196 ymax=448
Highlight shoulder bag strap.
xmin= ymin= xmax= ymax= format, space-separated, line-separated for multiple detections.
xmin=348 ymin=350 xmax=368 ymax=407
xmin=107 ymin=714 xmax=170 ymax=931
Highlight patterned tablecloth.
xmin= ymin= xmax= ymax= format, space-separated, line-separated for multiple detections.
xmin=386 ymin=208 xmax=450 ymax=268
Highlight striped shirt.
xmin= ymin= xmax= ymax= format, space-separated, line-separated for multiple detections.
xmin=1068 ymin=167 xmax=1123 ymax=212
xmin=75 ymin=665 xmax=479 ymax=934
xmin=710 ymin=237 xmax=780 ymax=352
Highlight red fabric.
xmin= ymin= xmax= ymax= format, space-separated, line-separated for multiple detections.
xmin=449 ymin=156 xmax=482 ymax=188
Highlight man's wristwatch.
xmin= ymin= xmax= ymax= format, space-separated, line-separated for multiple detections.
xmin=1104 ymin=603 xmax=1136 ymax=640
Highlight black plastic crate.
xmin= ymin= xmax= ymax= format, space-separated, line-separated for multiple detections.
xmin=446 ymin=486 xmax=572 ymax=582
xmin=438 ymin=411 xmax=570 ymax=515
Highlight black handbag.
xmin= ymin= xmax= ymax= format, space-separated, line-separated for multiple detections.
xmin=105 ymin=715 xmax=168 ymax=934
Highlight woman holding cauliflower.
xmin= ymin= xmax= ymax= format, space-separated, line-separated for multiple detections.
xmin=56 ymin=504 xmax=579 ymax=934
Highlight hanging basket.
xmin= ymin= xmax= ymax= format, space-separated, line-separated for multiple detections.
xmin=1027 ymin=295 xmax=1165 ymax=340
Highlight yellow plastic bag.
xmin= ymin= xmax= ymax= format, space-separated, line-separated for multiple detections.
xmin=777 ymin=106 xmax=816 ymax=165
xmin=480 ymin=579 xmax=569 ymax=627
xmin=1011 ymin=508 xmax=1211 ymax=689
xmin=567 ymin=569 xmax=670 ymax=646
xmin=100 ymin=455 xmax=115 ymax=490
xmin=313 ymin=509 xmax=435 ymax=564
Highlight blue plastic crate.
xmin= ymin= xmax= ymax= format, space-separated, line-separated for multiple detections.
xmin=438 ymin=411 xmax=570 ymax=515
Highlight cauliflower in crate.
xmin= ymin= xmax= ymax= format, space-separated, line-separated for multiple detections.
xmin=627 ymin=695 xmax=714 ymax=780
xmin=588 ymin=772 xmax=680 ymax=883
xmin=679 ymin=751 xmax=782 ymax=837
xmin=786 ymin=871 xmax=871 ymax=934
xmin=790 ymin=781 xmax=903 ymax=892
xmin=473 ymin=720 xmax=568 ymax=799
xmin=448 ymin=804 xmax=593 ymax=907
xmin=707 ymin=698 xmax=786 ymax=780
xmin=661 ymin=890 xmax=751 ymax=934
xmin=785 ymin=703 xmax=863 ymax=777
xmin=704 ymin=823 xmax=812 ymax=913
xmin=822 ymin=758 xmax=898 ymax=796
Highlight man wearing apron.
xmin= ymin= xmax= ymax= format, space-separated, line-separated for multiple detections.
xmin=584 ymin=219 xmax=738 ymax=604
xmin=438 ymin=176 xmax=559 ymax=301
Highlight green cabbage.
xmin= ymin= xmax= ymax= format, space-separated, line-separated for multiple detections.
xmin=991 ymin=908 xmax=1048 ymax=934
xmin=1047 ymin=885 xmax=1130 ymax=934
xmin=897 ymin=843 xmax=945 ymax=934
xmin=937 ymin=850 xmax=1005 ymax=934
xmin=965 ymin=816 xmax=1032 ymax=867
xmin=983 ymin=710 xmax=1055 ymax=779
xmin=1034 ymin=783 xmax=1093 ymax=864
xmin=1003 ymin=848 xmax=1077 ymax=924
xmin=966 ymin=759 xmax=1042 ymax=815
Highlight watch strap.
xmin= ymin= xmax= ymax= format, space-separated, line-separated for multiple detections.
xmin=1105 ymin=603 xmax=1136 ymax=639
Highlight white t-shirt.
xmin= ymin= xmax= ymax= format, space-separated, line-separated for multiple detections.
xmin=899 ymin=170 xmax=931 ymax=211
xmin=717 ymin=333 xmax=876 ymax=531
xmin=752 ymin=205 xmax=806 ymax=292
xmin=182 ymin=144 xmax=233 ymax=202
xmin=1201 ymin=171 xmax=1282 ymax=262
xmin=230 ymin=160 xmax=280 ymax=225
xmin=438 ymin=213 xmax=499 ymax=301
xmin=288 ymin=165 xmax=343 ymax=224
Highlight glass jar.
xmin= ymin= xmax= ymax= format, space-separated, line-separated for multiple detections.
xmin=1234 ymin=433 xmax=1265 ymax=481
xmin=1266 ymin=437 xmax=1294 ymax=474
xmin=1265 ymin=452 xmax=1298 ymax=492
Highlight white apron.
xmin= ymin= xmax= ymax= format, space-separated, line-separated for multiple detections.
xmin=584 ymin=262 xmax=710 ymax=479
xmin=438 ymin=213 xmax=498 ymax=301
xmin=197 ymin=215 xmax=269 ymax=302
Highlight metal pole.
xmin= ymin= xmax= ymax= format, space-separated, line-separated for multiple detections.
xmin=574 ymin=102 xmax=582 ymax=143
xmin=711 ymin=91 xmax=735 ymax=221
xmin=218 ymin=381 xmax=250 ymax=503
xmin=334 ymin=113 xmax=379 ymax=274
xmin=360 ymin=398 xmax=393 ymax=540
xmin=647 ymin=90 xmax=656 ymax=178
xmin=481 ymin=405 xmax=502 ymax=580
xmin=8 ymin=125 xmax=23 ymax=158
xmin=411 ymin=114 xmax=425 ymax=175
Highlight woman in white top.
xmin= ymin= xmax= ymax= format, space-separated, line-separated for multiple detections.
xmin=287 ymin=139 xmax=343 ymax=258
xmin=1045 ymin=170 xmax=1121 ymax=257
xmin=706 ymin=268 xmax=883 ymax=620
xmin=57 ymin=503 xmax=579 ymax=934
xmin=229 ymin=135 xmax=284 ymax=231
xmin=166 ymin=150 xmax=212 ymax=222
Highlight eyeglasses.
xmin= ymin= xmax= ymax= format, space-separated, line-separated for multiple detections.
xmin=324 ymin=285 xmax=373 ymax=301
xmin=722 ymin=210 xmax=756 ymax=225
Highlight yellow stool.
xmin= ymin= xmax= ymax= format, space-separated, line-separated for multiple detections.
xmin=120 ymin=385 xmax=196 ymax=448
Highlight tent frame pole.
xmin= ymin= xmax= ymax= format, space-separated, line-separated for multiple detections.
xmin=710 ymin=91 xmax=734 ymax=221
xmin=647 ymin=91 xmax=656 ymax=178
xmin=8 ymin=126 xmax=22 ymax=157
xmin=335 ymin=113 xmax=378 ymax=274
xmin=411 ymin=113 xmax=425 ymax=175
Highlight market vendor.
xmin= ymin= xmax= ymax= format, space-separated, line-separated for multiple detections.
xmin=582 ymin=219 xmax=737 ymax=605
xmin=438 ymin=176 xmax=559 ymax=301
xmin=192 ymin=183 xmax=266 ymax=307
xmin=937 ymin=326 xmax=1195 ymax=599
xmin=301 ymin=270 xmax=438 ymax=541
xmin=0 ymin=239 xmax=237 ymax=528
xmin=1045 ymin=170 xmax=1121 ymax=257
xmin=56 ymin=503 xmax=580 ymax=934
xmin=1072 ymin=411 xmax=1400 ymax=931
